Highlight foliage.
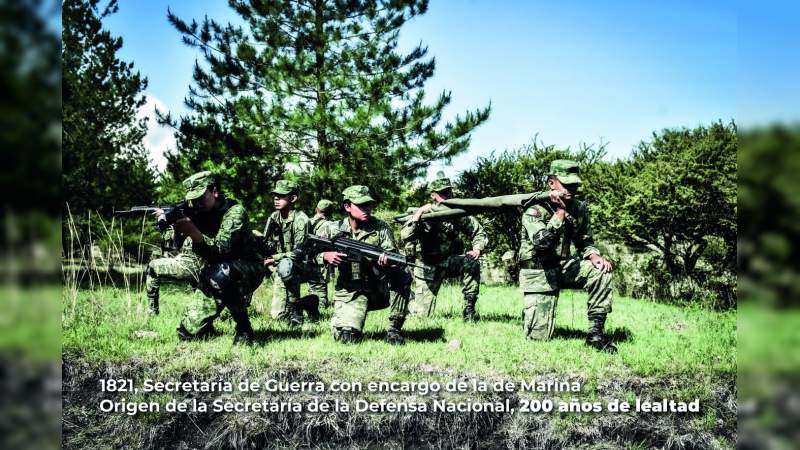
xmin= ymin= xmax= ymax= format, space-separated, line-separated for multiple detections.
xmin=588 ymin=122 xmax=737 ymax=307
xmin=0 ymin=0 xmax=61 ymax=214
xmin=455 ymin=139 xmax=606 ymax=277
xmin=160 ymin=0 xmax=490 ymax=223
xmin=739 ymin=124 xmax=800 ymax=306
xmin=593 ymin=122 xmax=737 ymax=276
xmin=62 ymin=0 xmax=156 ymax=217
xmin=62 ymin=0 xmax=159 ymax=257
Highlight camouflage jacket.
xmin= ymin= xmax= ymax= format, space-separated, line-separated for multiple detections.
xmin=400 ymin=207 xmax=488 ymax=264
xmin=263 ymin=209 xmax=310 ymax=262
xmin=192 ymin=198 xmax=260 ymax=263
xmin=518 ymin=199 xmax=600 ymax=267
xmin=322 ymin=216 xmax=398 ymax=289
xmin=310 ymin=214 xmax=335 ymax=235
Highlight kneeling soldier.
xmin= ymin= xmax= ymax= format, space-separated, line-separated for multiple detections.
xmin=169 ymin=171 xmax=264 ymax=345
xmin=518 ymin=160 xmax=617 ymax=353
xmin=262 ymin=180 xmax=317 ymax=325
xmin=320 ymin=186 xmax=412 ymax=345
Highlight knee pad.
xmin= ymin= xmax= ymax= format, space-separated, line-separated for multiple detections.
xmin=199 ymin=263 xmax=240 ymax=300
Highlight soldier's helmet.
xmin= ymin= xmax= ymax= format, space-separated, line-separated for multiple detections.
xmin=342 ymin=185 xmax=375 ymax=205
xmin=548 ymin=160 xmax=582 ymax=185
xmin=316 ymin=199 xmax=335 ymax=212
xmin=428 ymin=171 xmax=453 ymax=192
xmin=270 ymin=179 xmax=299 ymax=195
xmin=183 ymin=171 xmax=216 ymax=202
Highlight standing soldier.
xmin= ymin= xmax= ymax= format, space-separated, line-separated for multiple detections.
xmin=320 ymin=186 xmax=412 ymax=345
xmin=307 ymin=199 xmax=335 ymax=307
xmin=401 ymin=173 xmax=488 ymax=321
xmin=518 ymin=160 xmax=617 ymax=353
xmin=168 ymin=171 xmax=263 ymax=345
xmin=262 ymin=180 xmax=316 ymax=325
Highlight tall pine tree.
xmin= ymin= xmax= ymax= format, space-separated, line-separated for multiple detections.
xmin=63 ymin=0 xmax=155 ymax=216
xmin=162 ymin=0 xmax=490 ymax=217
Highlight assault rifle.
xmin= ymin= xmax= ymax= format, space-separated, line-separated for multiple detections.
xmin=304 ymin=234 xmax=424 ymax=270
xmin=114 ymin=202 xmax=192 ymax=232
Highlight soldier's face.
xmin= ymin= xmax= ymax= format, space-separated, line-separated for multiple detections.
xmin=345 ymin=202 xmax=373 ymax=221
xmin=273 ymin=194 xmax=296 ymax=210
xmin=196 ymin=188 xmax=218 ymax=211
xmin=547 ymin=178 xmax=579 ymax=201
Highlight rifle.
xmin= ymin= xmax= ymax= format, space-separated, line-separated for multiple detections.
xmin=304 ymin=233 xmax=424 ymax=270
xmin=114 ymin=202 xmax=192 ymax=232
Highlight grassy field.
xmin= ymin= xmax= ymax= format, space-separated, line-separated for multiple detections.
xmin=63 ymin=280 xmax=736 ymax=449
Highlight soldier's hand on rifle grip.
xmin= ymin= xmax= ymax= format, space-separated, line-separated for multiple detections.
xmin=151 ymin=208 xmax=165 ymax=218
xmin=466 ymin=249 xmax=481 ymax=260
xmin=323 ymin=251 xmax=347 ymax=266
xmin=173 ymin=217 xmax=202 ymax=243
xmin=377 ymin=253 xmax=392 ymax=267
xmin=263 ymin=258 xmax=275 ymax=267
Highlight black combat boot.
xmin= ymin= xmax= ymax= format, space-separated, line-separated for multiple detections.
xmin=287 ymin=302 xmax=304 ymax=327
xmin=335 ymin=328 xmax=362 ymax=344
xmin=463 ymin=296 xmax=480 ymax=322
xmin=232 ymin=324 xmax=254 ymax=346
xmin=585 ymin=313 xmax=618 ymax=354
xmin=229 ymin=308 xmax=255 ymax=346
xmin=385 ymin=317 xmax=406 ymax=345
xmin=176 ymin=323 xmax=217 ymax=341
xmin=300 ymin=295 xmax=321 ymax=322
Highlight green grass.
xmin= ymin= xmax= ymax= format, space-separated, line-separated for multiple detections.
xmin=62 ymin=281 xmax=736 ymax=448
xmin=63 ymin=281 xmax=734 ymax=383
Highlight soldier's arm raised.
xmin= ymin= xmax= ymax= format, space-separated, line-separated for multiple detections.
xmin=192 ymin=205 xmax=247 ymax=260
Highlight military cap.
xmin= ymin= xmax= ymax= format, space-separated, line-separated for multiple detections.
xmin=271 ymin=179 xmax=299 ymax=195
xmin=428 ymin=171 xmax=453 ymax=192
xmin=342 ymin=185 xmax=375 ymax=204
xmin=183 ymin=171 xmax=215 ymax=201
xmin=316 ymin=199 xmax=334 ymax=211
xmin=549 ymin=159 xmax=582 ymax=185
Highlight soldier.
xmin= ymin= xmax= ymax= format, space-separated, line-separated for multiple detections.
xmin=518 ymin=160 xmax=617 ymax=353
xmin=166 ymin=171 xmax=263 ymax=345
xmin=262 ymin=180 xmax=317 ymax=325
xmin=307 ymin=199 xmax=336 ymax=307
xmin=320 ymin=185 xmax=412 ymax=345
xmin=401 ymin=173 xmax=488 ymax=321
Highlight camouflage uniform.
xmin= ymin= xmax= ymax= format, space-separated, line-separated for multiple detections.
xmin=307 ymin=199 xmax=336 ymax=307
xmin=322 ymin=186 xmax=412 ymax=344
xmin=518 ymin=160 xmax=615 ymax=352
xmin=400 ymin=176 xmax=488 ymax=319
xmin=175 ymin=171 xmax=264 ymax=345
xmin=144 ymin=234 xmax=203 ymax=314
xmin=264 ymin=180 xmax=313 ymax=324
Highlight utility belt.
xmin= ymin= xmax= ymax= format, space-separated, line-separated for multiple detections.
xmin=518 ymin=259 xmax=559 ymax=271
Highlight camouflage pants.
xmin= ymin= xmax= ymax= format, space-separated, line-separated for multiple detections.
xmin=270 ymin=268 xmax=302 ymax=320
xmin=330 ymin=290 xmax=409 ymax=339
xmin=180 ymin=259 xmax=265 ymax=336
xmin=519 ymin=258 xmax=613 ymax=340
xmin=409 ymin=255 xmax=480 ymax=316
xmin=145 ymin=252 xmax=204 ymax=313
xmin=306 ymin=263 xmax=329 ymax=307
